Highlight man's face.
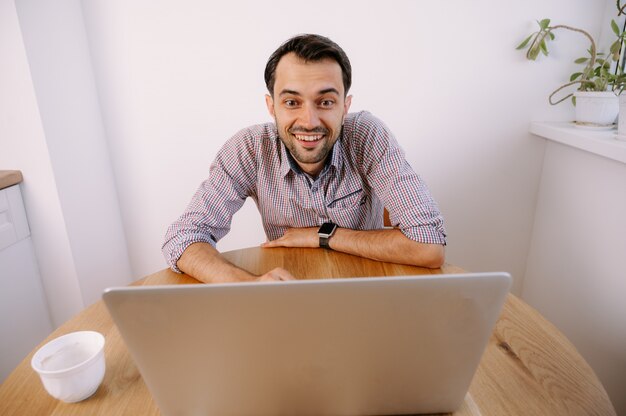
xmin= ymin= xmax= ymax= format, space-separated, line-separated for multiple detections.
xmin=266 ymin=53 xmax=352 ymax=176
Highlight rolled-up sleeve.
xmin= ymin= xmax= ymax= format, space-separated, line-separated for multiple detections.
xmin=386 ymin=165 xmax=447 ymax=246
xmin=162 ymin=131 xmax=258 ymax=272
xmin=350 ymin=112 xmax=446 ymax=245
xmin=161 ymin=180 xmax=226 ymax=273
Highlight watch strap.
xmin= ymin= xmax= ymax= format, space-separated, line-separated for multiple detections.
xmin=318 ymin=222 xmax=337 ymax=249
xmin=319 ymin=235 xmax=331 ymax=249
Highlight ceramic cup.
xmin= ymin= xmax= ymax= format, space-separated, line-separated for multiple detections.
xmin=31 ymin=331 xmax=105 ymax=403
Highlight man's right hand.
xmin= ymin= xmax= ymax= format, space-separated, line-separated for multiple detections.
xmin=178 ymin=242 xmax=297 ymax=284
xmin=256 ymin=267 xmax=296 ymax=282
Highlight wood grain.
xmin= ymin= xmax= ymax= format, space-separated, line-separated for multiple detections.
xmin=0 ymin=247 xmax=615 ymax=415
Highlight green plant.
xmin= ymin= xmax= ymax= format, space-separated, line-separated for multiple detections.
xmin=516 ymin=18 xmax=626 ymax=104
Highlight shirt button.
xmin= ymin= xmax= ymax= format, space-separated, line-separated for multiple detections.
xmin=312 ymin=187 xmax=318 ymax=192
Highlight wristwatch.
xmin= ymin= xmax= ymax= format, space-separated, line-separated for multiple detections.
xmin=318 ymin=222 xmax=338 ymax=249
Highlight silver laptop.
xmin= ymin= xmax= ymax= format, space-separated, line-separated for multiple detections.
xmin=103 ymin=272 xmax=511 ymax=416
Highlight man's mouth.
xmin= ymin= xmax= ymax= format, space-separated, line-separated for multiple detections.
xmin=294 ymin=134 xmax=324 ymax=142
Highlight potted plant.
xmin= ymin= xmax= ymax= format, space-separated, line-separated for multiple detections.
xmin=517 ymin=17 xmax=626 ymax=128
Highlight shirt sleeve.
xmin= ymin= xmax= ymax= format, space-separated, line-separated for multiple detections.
xmin=350 ymin=112 xmax=446 ymax=245
xmin=161 ymin=130 xmax=258 ymax=272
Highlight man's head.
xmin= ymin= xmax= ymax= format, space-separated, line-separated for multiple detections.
xmin=264 ymin=34 xmax=352 ymax=98
xmin=264 ymin=34 xmax=353 ymax=177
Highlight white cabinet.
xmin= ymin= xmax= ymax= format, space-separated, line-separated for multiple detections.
xmin=0 ymin=184 xmax=53 ymax=383
xmin=525 ymin=123 xmax=626 ymax=415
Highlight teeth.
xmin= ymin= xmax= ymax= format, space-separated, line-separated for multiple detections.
xmin=294 ymin=134 xmax=323 ymax=142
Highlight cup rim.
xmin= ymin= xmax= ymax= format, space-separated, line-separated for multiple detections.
xmin=31 ymin=331 xmax=105 ymax=376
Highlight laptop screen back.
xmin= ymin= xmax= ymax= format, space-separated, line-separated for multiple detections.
xmin=103 ymin=272 xmax=511 ymax=415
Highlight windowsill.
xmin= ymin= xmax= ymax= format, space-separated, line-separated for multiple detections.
xmin=530 ymin=122 xmax=626 ymax=165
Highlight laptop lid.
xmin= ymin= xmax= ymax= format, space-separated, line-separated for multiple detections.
xmin=103 ymin=272 xmax=511 ymax=416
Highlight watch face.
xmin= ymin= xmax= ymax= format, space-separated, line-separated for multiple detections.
xmin=318 ymin=222 xmax=336 ymax=235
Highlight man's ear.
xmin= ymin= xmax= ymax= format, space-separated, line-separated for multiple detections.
xmin=344 ymin=95 xmax=353 ymax=115
xmin=265 ymin=94 xmax=275 ymax=117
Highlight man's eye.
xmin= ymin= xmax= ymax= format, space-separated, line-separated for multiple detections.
xmin=320 ymin=100 xmax=335 ymax=108
xmin=284 ymin=100 xmax=298 ymax=107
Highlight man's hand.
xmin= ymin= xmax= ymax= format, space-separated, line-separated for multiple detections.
xmin=256 ymin=267 xmax=297 ymax=282
xmin=178 ymin=242 xmax=298 ymax=283
xmin=261 ymin=227 xmax=319 ymax=248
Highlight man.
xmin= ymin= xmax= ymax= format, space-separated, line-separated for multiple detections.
xmin=162 ymin=34 xmax=446 ymax=283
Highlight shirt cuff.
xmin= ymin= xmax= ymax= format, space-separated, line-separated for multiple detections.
xmin=401 ymin=225 xmax=447 ymax=246
xmin=163 ymin=235 xmax=217 ymax=273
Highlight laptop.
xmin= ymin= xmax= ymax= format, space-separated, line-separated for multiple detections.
xmin=103 ymin=272 xmax=511 ymax=416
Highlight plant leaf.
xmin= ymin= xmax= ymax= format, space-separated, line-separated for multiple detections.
xmin=549 ymin=32 xmax=555 ymax=40
xmin=516 ymin=34 xmax=533 ymax=50
xmin=528 ymin=41 xmax=540 ymax=60
xmin=570 ymin=72 xmax=582 ymax=81
xmin=574 ymin=57 xmax=589 ymax=64
xmin=527 ymin=32 xmax=547 ymax=60
xmin=538 ymin=19 xmax=551 ymax=30
xmin=610 ymin=40 xmax=622 ymax=55
xmin=540 ymin=39 xmax=549 ymax=56
xmin=612 ymin=19 xmax=621 ymax=36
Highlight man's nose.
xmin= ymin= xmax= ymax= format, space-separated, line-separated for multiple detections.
xmin=299 ymin=104 xmax=321 ymax=129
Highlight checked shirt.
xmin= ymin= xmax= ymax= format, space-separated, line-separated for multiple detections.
xmin=162 ymin=111 xmax=446 ymax=272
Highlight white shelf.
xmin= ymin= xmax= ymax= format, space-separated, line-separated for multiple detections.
xmin=530 ymin=122 xmax=626 ymax=165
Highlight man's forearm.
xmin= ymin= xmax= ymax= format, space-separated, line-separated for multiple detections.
xmin=262 ymin=227 xmax=445 ymax=268
xmin=177 ymin=242 xmax=257 ymax=283
xmin=177 ymin=242 xmax=296 ymax=283
xmin=329 ymin=228 xmax=445 ymax=268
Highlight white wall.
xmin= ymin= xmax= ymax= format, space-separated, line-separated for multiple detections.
xmin=1 ymin=0 xmax=133 ymax=328
xmin=80 ymin=0 xmax=602 ymax=294
xmin=0 ymin=0 xmax=83 ymax=326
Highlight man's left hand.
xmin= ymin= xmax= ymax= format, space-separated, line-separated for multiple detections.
xmin=261 ymin=227 xmax=319 ymax=248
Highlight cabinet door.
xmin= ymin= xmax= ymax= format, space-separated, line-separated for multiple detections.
xmin=0 ymin=185 xmax=52 ymax=383
xmin=0 ymin=185 xmax=30 ymax=251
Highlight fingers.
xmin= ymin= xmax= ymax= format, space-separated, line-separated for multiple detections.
xmin=257 ymin=267 xmax=296 ymax=282
xmin=260 ymin=239 xmax=279 ymax=248
xmin=261 ymin=235 xmax=291 ymax=248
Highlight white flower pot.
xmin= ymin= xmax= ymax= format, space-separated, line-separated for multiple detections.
xmin=573 ymin=91 xmax=618 ymax=128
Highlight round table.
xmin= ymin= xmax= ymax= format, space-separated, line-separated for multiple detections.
xmin=0 ymin=247 xmax=616 ymax=415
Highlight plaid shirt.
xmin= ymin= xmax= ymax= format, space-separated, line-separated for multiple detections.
xmin=163 ymin=111 xmax=446 ymax=271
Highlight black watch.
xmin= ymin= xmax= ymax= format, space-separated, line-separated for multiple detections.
xmin=318 ymin=222 xmax=338 ymax=249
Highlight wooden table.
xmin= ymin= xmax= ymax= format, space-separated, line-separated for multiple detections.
xmin=0 ymin=247 xmax=616 ymax=415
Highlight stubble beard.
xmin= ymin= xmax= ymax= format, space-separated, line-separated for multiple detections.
xmin=274 ymin=118 xmax=343 ymax=166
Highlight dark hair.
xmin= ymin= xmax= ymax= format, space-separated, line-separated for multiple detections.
xmin=264 ymin=34 xmax=352 ymax=96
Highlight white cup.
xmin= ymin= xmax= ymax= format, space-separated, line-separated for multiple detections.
xmin=31 ymin=331 xmax=106 ymax=403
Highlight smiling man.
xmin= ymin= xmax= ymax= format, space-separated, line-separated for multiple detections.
xmin=162 ymin=34 xmax=446 ymax=283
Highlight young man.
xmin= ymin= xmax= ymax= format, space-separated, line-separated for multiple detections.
xmin=162 ymin=34 xmax=446 ymax=283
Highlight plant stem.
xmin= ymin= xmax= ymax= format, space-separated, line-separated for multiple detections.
xmin=548 ymin=80 xmax=590 ymax=105
xmin=544 ymin=24 xmax=598 ymax=104
xmin=549 ymin=24 xmax=597 ymax=82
